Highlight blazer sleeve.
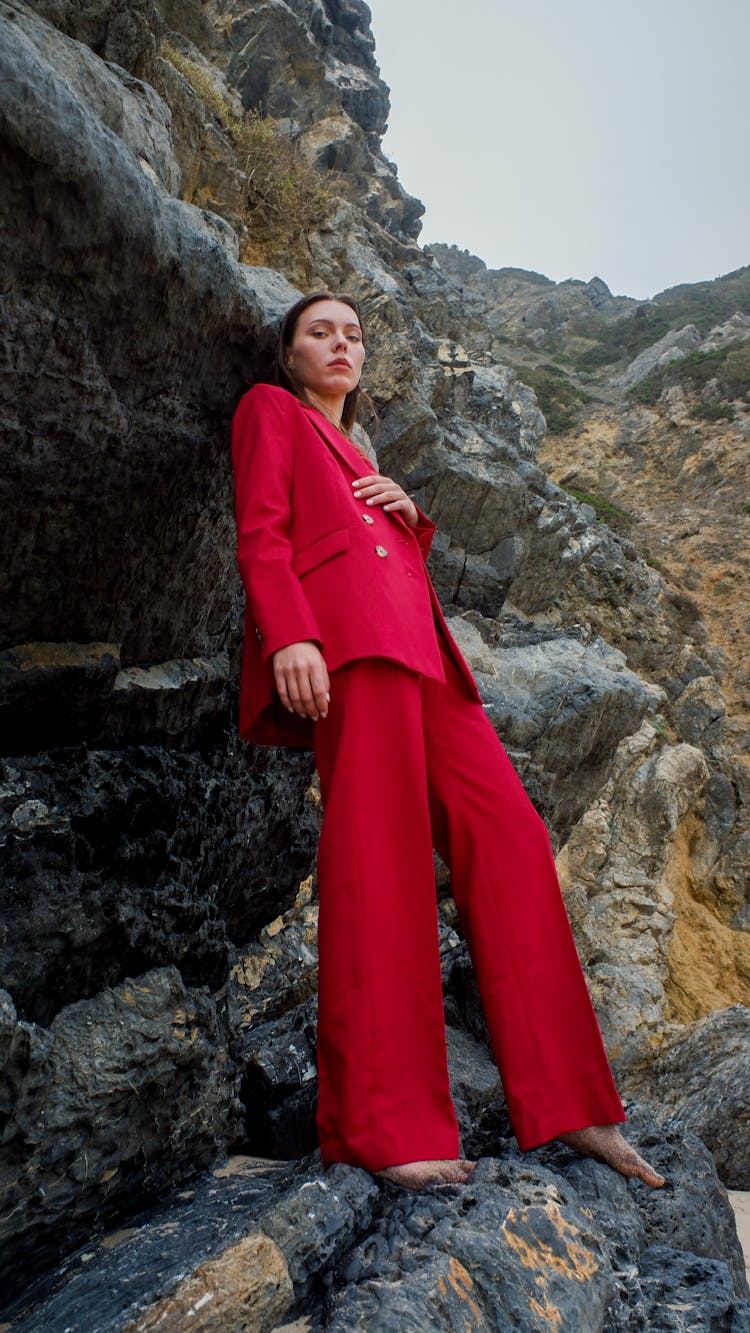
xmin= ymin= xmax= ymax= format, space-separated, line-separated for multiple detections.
xmin=232 ymin=385 xmax=323 ymax=666
xmin=408 ymin=501 xmax=437 ymax=561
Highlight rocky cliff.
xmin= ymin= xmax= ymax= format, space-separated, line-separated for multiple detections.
xmin=1 ymin=1 xmax=749 ymax=1329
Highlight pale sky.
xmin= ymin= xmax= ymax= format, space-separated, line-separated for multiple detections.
xmin=368 ymin=0 xmax=749 ymax=299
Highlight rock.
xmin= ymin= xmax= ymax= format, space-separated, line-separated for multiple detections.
xmin=615 ymin=324 xmax=702 ymax=389
xmin=0 ymin=968 xmax=241 ymax=1295
xmin=637 ymin=1247 xmax=750 ymax=1333
xmin=615 ymin=406 xmax=661 ymax=449
xmin=557 ymin=722 xmax=710 ymax=1063
xmin=0 ymin=2 xmax=299 ymax=685
xmin=443 ymin=615 xmax=496 ymax=675
xmin=14 ymin=1105 xmax=747 ymax=1332
xmin=475 ymin=632 xmax=659 ymax=838
xmin=445 ymin=1023 xmax=505 ymax=1152
xmin=25 ymin=0 xmax=160 ymax=76
xmin=701 ymin=312 xmax=750 ymax=354
xmin=660 ymin=382 xmax=690 ymax=423
xmin=239 ymin=996 xmax=320 ymax=1159
xmin=676 ymin=673 xmax=727 ymax=748
xmin=230 ymin=876 xmax=321 ymax=1030
xmin=622 ymin=1007 xmax=750 ymax=1188
xmin=0 ymin=741 xmax=318 ymax=1024
xmin=10 ymin=0 xmax=179 ymax=190
xmin=4 ymin=1155 xmax=379 ymax=1330
xmin=324 ymin=1111 xmax=750 ymax=1330
xmin=122 ymin=1231 xmax=293 ymax=1332
xmin=223 ymin=0 xmax=422 ymax=240
xmin=426 ymin=244 xmax=630 ymax=346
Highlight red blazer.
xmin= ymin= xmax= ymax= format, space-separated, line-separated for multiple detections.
xmin=231 ymin=383 xmax=482 ymax=747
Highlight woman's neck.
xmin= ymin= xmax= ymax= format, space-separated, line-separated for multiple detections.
xmin=301 ymin=390 xmax=347 ymax=435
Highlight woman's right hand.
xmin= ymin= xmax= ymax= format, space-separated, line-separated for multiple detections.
xmin=272 ymin=641 xmax=330 ymax=721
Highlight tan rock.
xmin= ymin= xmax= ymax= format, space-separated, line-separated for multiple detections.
xmin=123 ymin=1231 xmax=293 ymax=1332
xmin=558 ymin=721 xmax=710 ymax=1060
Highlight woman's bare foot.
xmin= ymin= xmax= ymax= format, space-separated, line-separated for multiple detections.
xmin=373 ymin=1158 xmax=477 ymax=1190
xmin=557 ymin=1124 xmax=666 ymax=1187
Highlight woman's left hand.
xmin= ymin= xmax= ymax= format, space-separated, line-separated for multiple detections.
xmin=352 ymin=474 xmax=419 ymax=527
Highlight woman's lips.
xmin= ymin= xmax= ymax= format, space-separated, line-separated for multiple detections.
xmin=328 ymin=359 xmax=351 ymax=368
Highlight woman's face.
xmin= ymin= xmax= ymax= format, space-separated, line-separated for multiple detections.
xmin=285 ymin=299 xmax=365 ymax=404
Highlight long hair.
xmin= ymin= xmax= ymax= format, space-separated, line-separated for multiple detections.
xmin=274 ymin=291 xmax=375 ymax=435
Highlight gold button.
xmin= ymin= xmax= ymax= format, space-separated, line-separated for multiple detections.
xmin=375 ymin=544 xmax=388 ymax=558
xmin=361 ymin=513 xmax=374 ymax=525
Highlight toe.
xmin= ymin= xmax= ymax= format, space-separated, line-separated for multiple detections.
xmin=621 ymin=1150 xmax=666 ymax=1188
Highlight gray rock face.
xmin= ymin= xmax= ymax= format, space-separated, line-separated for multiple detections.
xmin=0 ymin=5 xmax=286 ymax=674
xmin=558 ymin=722 xmax=710 ymax=1063
xmin=25 ymin=0 xmax=160 ymax=75
xmin=623 ymin=1007 xmax=750 ymax=1188
xmin=615 ymin=324 xmax=702 ymax=388
xmin=472 ymin=629 xmax=659 ymax=837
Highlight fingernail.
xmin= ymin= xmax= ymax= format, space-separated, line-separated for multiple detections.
xmin=287 ymin=706 xmax=294 ymax=713
xmin=325 ymin=692 xmax=330 ymax=701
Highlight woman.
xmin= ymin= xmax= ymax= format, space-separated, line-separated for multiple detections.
xmin=231 ymin=292 xmax=665 ymax=1191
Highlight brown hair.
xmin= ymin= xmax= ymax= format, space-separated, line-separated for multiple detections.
xmin=274 ymin=291 xmax=375 ymax=435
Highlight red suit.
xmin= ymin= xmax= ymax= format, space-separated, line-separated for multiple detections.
xmin=232 ymin=383 xmax=625 ymax=1169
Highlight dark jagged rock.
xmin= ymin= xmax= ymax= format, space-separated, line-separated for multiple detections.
xmin=0 ymin=967 xmax=241 ymax=1300
xmin=239 ymin=995 xmax=320 ymax=1159
xmin=637 ymin=1247 xmax=750 ymax=1332
xmin=7 ymin=1110 xmax=749 ymax=1331
xmin=223 ymin=0 xmax=422 ymax=239
xmin=0 ymin=0 xmax=296 ymax=679
xmin=4 ymin=1156 xmax=379 ymax=1331
xmin=323 ymin=1114 xmax=750 ymax=1330
xmin=0 ymin=739 xmax=317 ymax=1023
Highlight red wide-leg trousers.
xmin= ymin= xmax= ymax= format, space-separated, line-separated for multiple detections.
xmin=312 ymin=623 xmax=625 ymax=1171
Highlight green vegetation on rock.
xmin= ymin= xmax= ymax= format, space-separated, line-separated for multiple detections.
xmin=562 ymin=487 xmax=634 ymax=531
xmin=513 ymin=363 xmax=592 ymax=433
xmin=626 ymin=341 xmax=750 ymax=418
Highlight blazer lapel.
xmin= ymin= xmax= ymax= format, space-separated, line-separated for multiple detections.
xmin=300 ymin=403 xmax=410 ymax=532
xmin=301 ymin=403 xmax=374 ymax=477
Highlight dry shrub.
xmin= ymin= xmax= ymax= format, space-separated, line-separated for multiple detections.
xmin=162 ymin=42 xmax=337 ymax=240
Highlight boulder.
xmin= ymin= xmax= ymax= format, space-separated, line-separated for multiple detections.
xmin=622 ymin=1006 xmax=750 ymax=1188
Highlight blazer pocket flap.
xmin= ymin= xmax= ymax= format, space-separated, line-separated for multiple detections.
xmin=291 ymin=526 xmax=350 ymax=577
